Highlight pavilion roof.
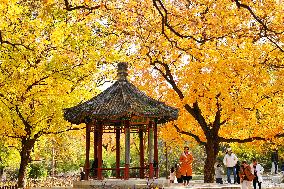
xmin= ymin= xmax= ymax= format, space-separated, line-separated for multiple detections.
xmin=63 ymin=63 xmax=178 ymax=124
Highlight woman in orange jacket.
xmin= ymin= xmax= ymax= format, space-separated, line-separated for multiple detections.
xmin=179 ymin=146 xmax=193 ymax=186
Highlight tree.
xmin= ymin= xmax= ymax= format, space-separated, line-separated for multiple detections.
xmin=0 ymin=0 xmax=120 ymax=187
xmin=2 ymin=0 xmax=283 ymax=184
xmin=87 ymin=0 xmax=284 ymax=182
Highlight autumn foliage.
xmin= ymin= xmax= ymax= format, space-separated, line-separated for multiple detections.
xmin=0 ymin=0 xmax=283 ymax=186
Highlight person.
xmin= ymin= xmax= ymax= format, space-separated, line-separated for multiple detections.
xmin=281 ymin=159 xmax=284 ymax=176
xmin=240 ymin=161 xmax=255 ymax=189
xmin=271 ymin=149 xmax=279 ymax=174
xmin=80 ymin=167 xmax=85 ymax=181
xmin=169 ymin=166 xmax=175 ymax=183
xmin=250 ymin=159 xmax=264 ymax=189
xmin=179 ymin=146 xmax=193 ymax=186
xmin=91 ymin=158 xmax=98 ymax=178
xmin=175 ymin=164 xmax=183 ymax=183
xmin=223 ymin=148 xmax=238 ymax=184
xmin=280 ymin=159 xmax=284 ymax=177
xmin=235 ymin=161 xmax=241 ymax=184
xmin=214 ymin=160 xmax=223 ymax=184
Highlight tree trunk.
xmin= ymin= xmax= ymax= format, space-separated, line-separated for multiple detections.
xmin=204 ymin=138 xmax=219 ymax=183
xmin=18 ymin=139 xmax=35 ymax=188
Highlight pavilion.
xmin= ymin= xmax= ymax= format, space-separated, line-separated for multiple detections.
xmin=63 ymin=62 xmax=178 ymax=180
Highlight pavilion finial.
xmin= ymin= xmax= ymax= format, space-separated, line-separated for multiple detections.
xmin=117 ymin=62 xmax=128 ymax=81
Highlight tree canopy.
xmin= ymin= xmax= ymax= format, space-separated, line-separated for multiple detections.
xmin=0 ymin=0 xmax=283 ymax=185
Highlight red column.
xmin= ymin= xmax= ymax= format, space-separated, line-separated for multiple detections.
xmin=115 ymin=125 xmax=120 ymax=178
xmin=154 ymin=121 xmax=158 ymax=178
xmin=93 ymin=123 xmax=98 ymax=179
xmin=97 ymin=122 xmax=103 ymax=180
xmin=84 ymin=122 xmax=91 ymax=180
xmin=148 ymin=121 xmax=154 ymax=179
xmin=139 ymin=128 xmax=145 ymax=179
xmin=124 ymin=120 xmax=130 ymax=180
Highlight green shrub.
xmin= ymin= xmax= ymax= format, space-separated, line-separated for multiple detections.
xmin=28 ymin=163 xmax=48 ymax=179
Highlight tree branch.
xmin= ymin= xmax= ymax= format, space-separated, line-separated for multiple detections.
xmin=15 ymin=106 xmax=32 ymax=137
xmin=234 ymin=0 xmax=269 ymax=32
xmin=64 ymin=0 xmax=101 ymax=11
xmin=153 ymin=0 xmax=244 ymax=47
xmin=275 ymin=132 xmax=284 ymax=138
xmin=38 ymin=126 xmax=85 ymax=136
xmin=219 ymin=136 xmax=266 ymax=143
xmin=0 ymin=31 xmax=33 ymax=51
xmin=147 ymin=54 xmax=210 ymax=133
xmin=150 ymin=59 xmax=185 ymax=99
xmin=153 ymin=0 xmax=206 ymax=43
xmin=26 ymin=75 xmax=49 ymax=93
xmin=233 ymin=0 xmax=284 ymax=52
xmin=212 ymin=93 xmax=222 ymax=133
xmin=174 ymin=124 xmax=206 ymax=145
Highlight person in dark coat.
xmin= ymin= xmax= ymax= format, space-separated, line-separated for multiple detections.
xmin=271 ymin=149 xmax=279 ymax=174
xmin=235 ymin=161 xmax=241 ymax=184
xmin=80 ymin=167 xmax=85 ymax=180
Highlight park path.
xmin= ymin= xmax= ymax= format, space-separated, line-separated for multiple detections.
xmin=164 ymin=174 xmax=284 ymax=189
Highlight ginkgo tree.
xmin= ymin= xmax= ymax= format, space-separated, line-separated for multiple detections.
xmin=1 ymin=0 xmax=284 ymax=185
xmin=0 ymin=0 xmax=122 ymax=187
xmin=89 ymin=0 xmax=284 ymax=182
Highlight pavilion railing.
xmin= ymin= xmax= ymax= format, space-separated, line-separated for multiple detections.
xmin=92 ymin=166 xmax=150 ymax=179
xmin=0 ymin=181 xmax=17 ymax=189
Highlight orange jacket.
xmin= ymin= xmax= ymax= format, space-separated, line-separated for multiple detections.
xmin=179 ymin=152 xmax=193 ymax=176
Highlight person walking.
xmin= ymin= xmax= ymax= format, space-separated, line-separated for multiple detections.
xmin=214 ymin=160 xmax=223 ymax=184
xmin=240 ymin=161 xmax=255 ymax=189
xmin=250 ymin=159 xmax=264 ymax=189
xmin=179 ymin=146 xmax=193 ymax=186
xmin=223 ymin=148 xmax=238 ymax=184
xmin=271 ymin=149 xmax=279 ymax=174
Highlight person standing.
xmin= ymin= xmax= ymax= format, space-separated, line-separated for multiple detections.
xmin=235 ymin=161 xmax=241 ymax=184
xmin=214 ymin=160 xmax=224 ymax=184
xmin=281 ymin=159 xmax=284 ymax=176
xmin=175 ymin=164 xmax=183 ymax=183
xmin=169 ymin=166 xmax=175 ymax=183
xmin=271 ymin=149 xmax=279 ymax=174
xmin=223 ymin=148 xmax=238 ymax=184
xmin=250 ymin=159 xmax=264 ymax=189
xmin=80 ymin=167 xmax=85 ymax=181
xmin=179 ymin=146 xmax=193 ymax=186
xmin=240 ymin=161 xmax=255 ymax=189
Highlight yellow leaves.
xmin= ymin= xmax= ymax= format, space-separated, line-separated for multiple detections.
xmin=124 ymin=0 xmax=283 ymax=144
xmin=0 ymin=1 xmax=124 ymax=151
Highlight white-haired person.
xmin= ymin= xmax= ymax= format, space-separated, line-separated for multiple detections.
xmin=223 ymin=148 xmax=238 ymax=184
